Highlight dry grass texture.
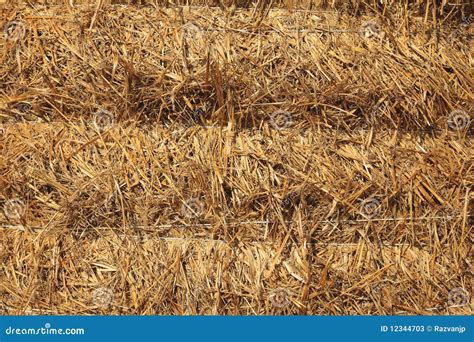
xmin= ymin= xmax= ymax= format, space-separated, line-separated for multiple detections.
xmin=0 ymin=2 xmax=473 ymax=315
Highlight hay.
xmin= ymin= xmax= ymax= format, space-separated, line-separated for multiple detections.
xmin=0 ymin=1 xmax=472 ymax=315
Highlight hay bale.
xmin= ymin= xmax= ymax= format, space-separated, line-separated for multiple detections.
xmin=0 ymin=2 xmax=472 ymax=315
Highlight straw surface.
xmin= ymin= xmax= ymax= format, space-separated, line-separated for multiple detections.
xmin=0 ymin=1 xmax=472 ymax=315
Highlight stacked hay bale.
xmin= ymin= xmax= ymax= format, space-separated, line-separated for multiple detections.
xmin=0 ymin=1 xmax=472 ymax=314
